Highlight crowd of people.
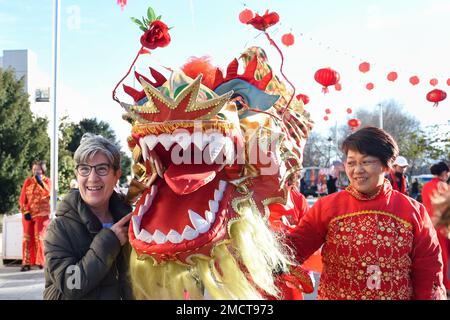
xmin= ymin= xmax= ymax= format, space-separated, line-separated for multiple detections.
xmin=14 ymin=126 xmax=448 ymax=300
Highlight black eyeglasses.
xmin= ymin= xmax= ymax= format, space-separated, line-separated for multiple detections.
xmin=76 ymin=163 xmax=111 ymax=177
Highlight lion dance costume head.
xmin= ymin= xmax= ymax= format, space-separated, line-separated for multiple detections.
xmin=113 ymin=8 xmax=313 ymax=300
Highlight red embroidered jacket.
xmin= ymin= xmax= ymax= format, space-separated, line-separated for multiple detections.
xmin=288 ymin=179 xmax=446 ymax=300
xmin=19 ymin=176 xmax=51 ymax=218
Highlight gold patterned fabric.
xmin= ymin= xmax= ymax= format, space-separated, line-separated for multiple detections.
xmin=319 ymin=210 xmax=414 ymax=299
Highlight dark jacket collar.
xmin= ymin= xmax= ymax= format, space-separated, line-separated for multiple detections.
xmin=56 ymin=190 xmax=132 ymax=234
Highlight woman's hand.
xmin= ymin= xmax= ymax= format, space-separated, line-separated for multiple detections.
xmin=111 ymin=213 xmax=132 ymax=246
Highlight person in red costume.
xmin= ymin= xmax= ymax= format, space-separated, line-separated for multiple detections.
xmin=421 ymin=161 xmax=450 ymax=293
xmin=18 ymin=160 xmax=51 ymax=271
xmin=288 ymin=127 xmax=446 ymax=299
xmin=387 ymin=155 xmax=409 ymax=195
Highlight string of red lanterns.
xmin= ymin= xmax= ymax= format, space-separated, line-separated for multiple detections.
xmin=348 ymin=118 xmax=361 ymax=129
xmin=235 ymin=8 xmax=448 ymax=110
xmin=430 ymin=78 xmax=438 ymax=87
xmin=426 ymin=89 xmax=447 ymax=107
xmin=281 ymin=33 xmax=295 ymax=47
xmin=314 ymin=67 xmax=340 ymax=94
xmin=409 ymin=76 xmax=420 ymax=85
xmin=359 ymin=62 xmax=370 ymax=73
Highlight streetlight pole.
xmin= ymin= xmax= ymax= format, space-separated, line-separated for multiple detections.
xmin=50 ymin=0 xmax=60 ymax=217
xmin=327 ymin=137 xmax=333 ymax=167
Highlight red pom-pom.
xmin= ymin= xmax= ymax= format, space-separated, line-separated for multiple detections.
xmin=181 ymin=56 xmax=217 ymax=89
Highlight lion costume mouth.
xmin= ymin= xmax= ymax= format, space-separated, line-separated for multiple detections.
xmin=129 ymin=128 xmax=240 ymax=262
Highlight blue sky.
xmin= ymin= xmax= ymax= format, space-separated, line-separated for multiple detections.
xmin=1 ymin=0 xmax=449 ymax=150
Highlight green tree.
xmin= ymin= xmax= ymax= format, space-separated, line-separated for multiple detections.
xmin=0 ymin=68 xmax=49 ymax=213
xmin=303 ymin=132 xmax=333 ymax=168
xmin=58 ymin=115 xmax=76 ymax=195
xmin=352 ymin=100 xmax=420 ymax=154
xmin=60 ymin=118 xmax=131 ymax=188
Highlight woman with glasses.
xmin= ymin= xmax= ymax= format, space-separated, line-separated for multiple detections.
xmin=43 ymin=133 xmax=133 ymax=299
xmin=288 ymin=127 xmax=446 ymax=299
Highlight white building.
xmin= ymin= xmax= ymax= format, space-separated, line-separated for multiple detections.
xmin=0 ymin=49 xmax=51 ymax=118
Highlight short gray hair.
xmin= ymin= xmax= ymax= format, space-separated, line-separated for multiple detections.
xmin=74 ymin=133 xmax=121 ymax=171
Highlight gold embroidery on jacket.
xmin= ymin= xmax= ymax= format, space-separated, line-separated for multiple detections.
xmin=318 ymin=210 xmax=414 ymax=300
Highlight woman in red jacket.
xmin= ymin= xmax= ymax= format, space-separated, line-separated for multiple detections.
xmin=289 ymin=127 xmax=446 ymax=299
xmin=421 ymin=161 xmax=450 ymax=292
xmin=18 ymin=160 xmax=51 ymax=271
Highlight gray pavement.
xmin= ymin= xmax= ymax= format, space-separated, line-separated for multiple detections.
xmin=0 ymin=231 xmax=45 ymax=300
xmin=0 ymin=264 xmax=44 ymax=300
xmin=0 ymin=262 xmax=318 ymax=300
xmin=0 ymin=229 xmax=319 ymax=300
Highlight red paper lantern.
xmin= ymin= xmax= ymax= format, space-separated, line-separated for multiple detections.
xmin=447 ymin=78 xmax=450 ymax=86
xmin=359 ymin=62 xmax=370 ymax=73
xmin=387 ymin=71 xmax=398 ymax=82
xmin=426 ymin=89 xmax=447 ymax=107
xmin=348 ymin=118 xmax=361 ymax=128
xmin=409 ymin=76 xmax=420 ymax=86
xmin=281 ymin=33 xmax=295 ymax=47
xmin=324 ymin=116 xmax=329 ymax=121
xmin=314 ymin=68 xmax=340 ymax=93
xmin=239 ymin=9 xmax=254 ymax=23
xmin=325 ymin=108 xmax=331 ymax=114
xmin=335 ymin=83 xmax=342 ymax=91
xmin=366 ymin=82 xmax=374 ymax=90
xmin=346 ymin=108 xmax=352 ymax=114
xmin=296 ymin=94 xmax=310 ymax=105
xmin=430 ymin=78 xmax=438 ymax=86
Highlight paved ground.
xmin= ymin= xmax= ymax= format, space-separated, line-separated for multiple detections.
xmin=1 ymin=230 xmax=319 ymax=300
xmin=0 ymin=263 xmax=44 ymax=300
xmin=0 ymin=231 xmax=45 ymax=300
xmin=0 ymin=262 xmax=318 ymax=300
